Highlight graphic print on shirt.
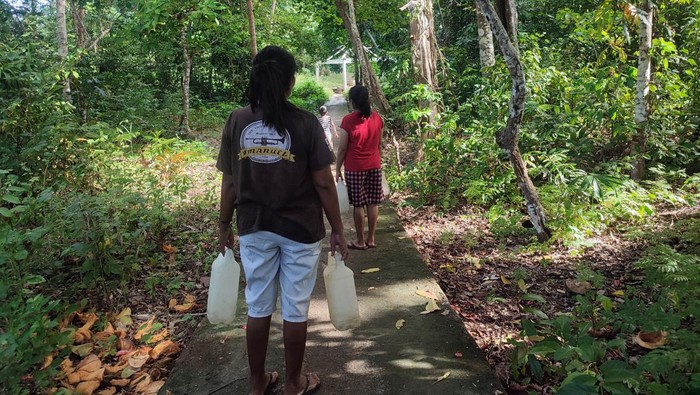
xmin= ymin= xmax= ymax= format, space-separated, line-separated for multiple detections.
xmin=239 ymin=120 xmax=295 ymax=163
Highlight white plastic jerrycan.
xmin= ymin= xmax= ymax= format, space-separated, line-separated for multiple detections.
xmin=336 ymin=179 xmax=350 ymax=214
xmin=323 ymin=252 xmax=360 ymax=330
xmin=206 ymin=248 xmax=240 ymax=325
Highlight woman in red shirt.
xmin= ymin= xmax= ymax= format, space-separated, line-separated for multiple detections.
xmin=336 ymin=85 xmax=384 ymax=249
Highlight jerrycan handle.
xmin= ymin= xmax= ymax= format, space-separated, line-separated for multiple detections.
xmin=332 ymin=252 xmax=346 ymax=268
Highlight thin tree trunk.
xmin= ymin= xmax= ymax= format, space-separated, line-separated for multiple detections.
xmin=335 ymin=0 xmax=391 ymax=115
xmin=180 ymin=21 xmax=191 ymax=135
xmin=56 ymin=0 xmax=70 ymax=98
xmin=71 ymin=1 xmax=87 ymax=123
xmin=271 ymin=0 xmax=276 ymax=18
xmin=401 ymin=0 xmax=440 ymax=160
xmin=631 ymin=1 xmax=653 ymax=181
xmin=247 ymin=0 xmax=257 ymax=57
xmin=476 ymin=3 xmax=495 ymax=72
xmin=474 ymin=0 xmax=551 ymax=242
xmin=494 ymin=0 xmax=518 ymax=56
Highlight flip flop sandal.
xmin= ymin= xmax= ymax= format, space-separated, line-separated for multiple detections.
xmin=299 ymin=372 xmax=321 ymax=395
xmin=263 ymin=372 xmax=279 ymax=395
xmin=347 ymin=242 xmax=368 ymax=250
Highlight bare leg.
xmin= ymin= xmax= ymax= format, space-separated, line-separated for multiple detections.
xmin=366 ymin=204 xmax=379 ymax=247
xmin=247 ymin=315 xmax=272 ymax=395
xmin=283 ymin=320 xmax=308 ymax=395
xmin=353 ymin=205 xmax=366 ymax=246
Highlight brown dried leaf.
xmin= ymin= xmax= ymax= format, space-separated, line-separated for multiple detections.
xmin=109 ymin=379 xmax=130 ymax=387
xmin=415 ymin=290 xmax=438 ymax=300
xmin=142 ymin=380 xmax=165 ymax=395
xmin=432 ymin=371 xmax=450 ymax=384
xmin=41 ymin=355 xmax=54 ymax=370
xmin=128 ymin=348 xmax=151 ymax=370
xmin=395 ymin=319 xmax=406 ymax=330
xmin=149 ymin=340 xmax=181 ymax=360
xmin=565 ymin=279 xmax=592 ymax=295
xmin=420 ymin=299 xmax=441 ymax=315
xmin=105 ymin=361 xmax=129 ymax=375
xmin=117 ymin=337 xmax=134 ymax=352
xmin=171 ymin=294 xmax=196 ymax=313
xmin=131 ymin=372 xmax=152 ymax=392
xmin=168 ymin=299 xmax=178 ymax=309
xmin=97 ymin=387 xmax=117 ymax=395
xmin=634 ymin=331 xmax=668 ymax=349
xmin=71 ymin=343 xmax=94 ymax=357
xmin=146 ymin=328 xmax=168 ymax=344
xmin=134 ymin=317 xmax=155 ymax=340
xmin=75 ymin=380 xmax=100 ymax=395
xmin=115 ymin=307 xmax=133 ymax=328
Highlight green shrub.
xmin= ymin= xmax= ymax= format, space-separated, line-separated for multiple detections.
xmin=289 ymin=80 xmax=329 ymax=112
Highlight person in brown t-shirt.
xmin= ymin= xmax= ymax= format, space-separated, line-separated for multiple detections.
xmin=217 ymin=46 xmax=349 ymax=395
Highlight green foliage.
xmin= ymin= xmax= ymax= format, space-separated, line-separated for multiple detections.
xmin=289 ymin=80 xmax=329 ymax=112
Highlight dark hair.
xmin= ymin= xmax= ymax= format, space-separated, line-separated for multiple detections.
xmin=248 ymin=46 xmax=297 ymax=135
xmin=349 ymin=85 xmax=371 ymax=118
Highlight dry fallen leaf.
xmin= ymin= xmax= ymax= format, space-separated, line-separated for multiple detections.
xmin=105 ymin=361 xmax=130 ymax=375
xmin=441 ymin=309 xmax=450 ymax=316
xmin=612 ymin=290 xmax=625 ymax=297
xmin=420 ymin=299 xmax=441 ymax=315
xmin=170 ymin=294 xmax=196 ymax=313
xmin=162 ymin=244 xmax=177 ymax=254
xmin=415 ymin=290 xmax=438 ymax=300
xmin=115 ymin=308 xmax=133 ymax=328
xmin=74 ymin=313 xmax=98 ymax=344
xmin=634 ymin=331 xmax=668 ymax=349
xmin=97 ymin=387 xmax=117 ymax=395
xmin=132 ymin=372 xmax=152 ymax=392
xmin=168 ymin=299 xmax=178 ymax=309
xmin=142 ymin=380 xmax=165 ymax=395
xmin=110 ymin=378 xmax=130 ymax=387
xmin=516 ymin=279 xmax=529 ymax=293
xmin=128 ymin=348 xmax=151 ymax=370
xmin=146 ymin=328 xmax=168 ymax=344
xmin=565 ymin=279 xmax=592 ymax=295
xmin=500 ymin=276 xmax=511 ymax=285
xmin=432 ymin=371 xmax=450 ymax=384
xmin=71 ymin=343 xmax=94 ymax=357
xmin=134 ymin=318 xmax=155 ymax=340
xmin=75 ymin=380 xmax=100 ymax=395
xmin=149 ymin=340 xmax=181 ymax=360
xmin=361 ymin=268 xmax=380 ymax=274
xmin=41 ymin=354 xmax=54 ymax=370
xmin=395 ymin=319 xmax=406 ymax=330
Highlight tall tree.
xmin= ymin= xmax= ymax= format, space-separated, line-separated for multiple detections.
xmin=179 ymin=17 xmax=191 ymax=135
xmin=335 ymin=0 xmax=391 ymax=115
xmin=246 ymin=0 xmax=257 ymax=57
xmin=400 ymin=0 xmax=439 ymax=121
xmin=494 ymin=0 xmax=518 ymax=56
xmin=474 ymin=0 xmax=551 ymax=242
xmin=475 ymin=3 xmax=494 ymax=72
xmin=630 ymin=0 xmax=653 ymax=180
xmin=56 ymin=0 xmax=70 ymax=98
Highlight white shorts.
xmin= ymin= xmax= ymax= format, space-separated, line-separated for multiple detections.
xmin=239 ymin=231 xmax=322 ymax=322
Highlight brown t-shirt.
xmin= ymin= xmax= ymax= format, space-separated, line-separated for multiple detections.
xmin=216 ymin=105 xmax=335 ymax=243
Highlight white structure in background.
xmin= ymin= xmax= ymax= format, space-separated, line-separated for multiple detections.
xmin=315 ymin=45 xmax=380 ymax=92
xmin=316 ymin=46 xmax=353 ymax=92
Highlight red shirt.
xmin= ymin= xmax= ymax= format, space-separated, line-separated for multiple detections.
xmin=340 ymin=110 xmax=383 ymax=171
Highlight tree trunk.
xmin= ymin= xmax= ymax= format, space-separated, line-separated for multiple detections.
xmin=494 ymin=0 xmax=519 ymax=56
xmin=56 ymin=0 xmax=70 ymax=98
xmin=476 ymin=2 xmax=495 ymax=72
xmin=71 ymin=1 xmax=88 ymax=123
xmin=180 ymin=21 xmax=191 ymax=135
xmin=631 ymin=1 xmax=653 ymax=181
xmin=271 ymin=0 xmax=277 ymax=18
xmin=335 ymin=0 xmax=391 ymax=115
xmin=474 ymin=0 xmax=551 ymax=242
xmin=246 ymin=0 xmax=257 ymax=57
xmin=401 ymin=0 xmax=440 ymax=160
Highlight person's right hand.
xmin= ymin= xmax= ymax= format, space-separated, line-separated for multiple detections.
xmin=330 ymin=231 xmax=349 ymax=261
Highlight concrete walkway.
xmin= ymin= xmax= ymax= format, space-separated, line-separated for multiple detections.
xmin=160 ymin=99 xmax=502 ymax=394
